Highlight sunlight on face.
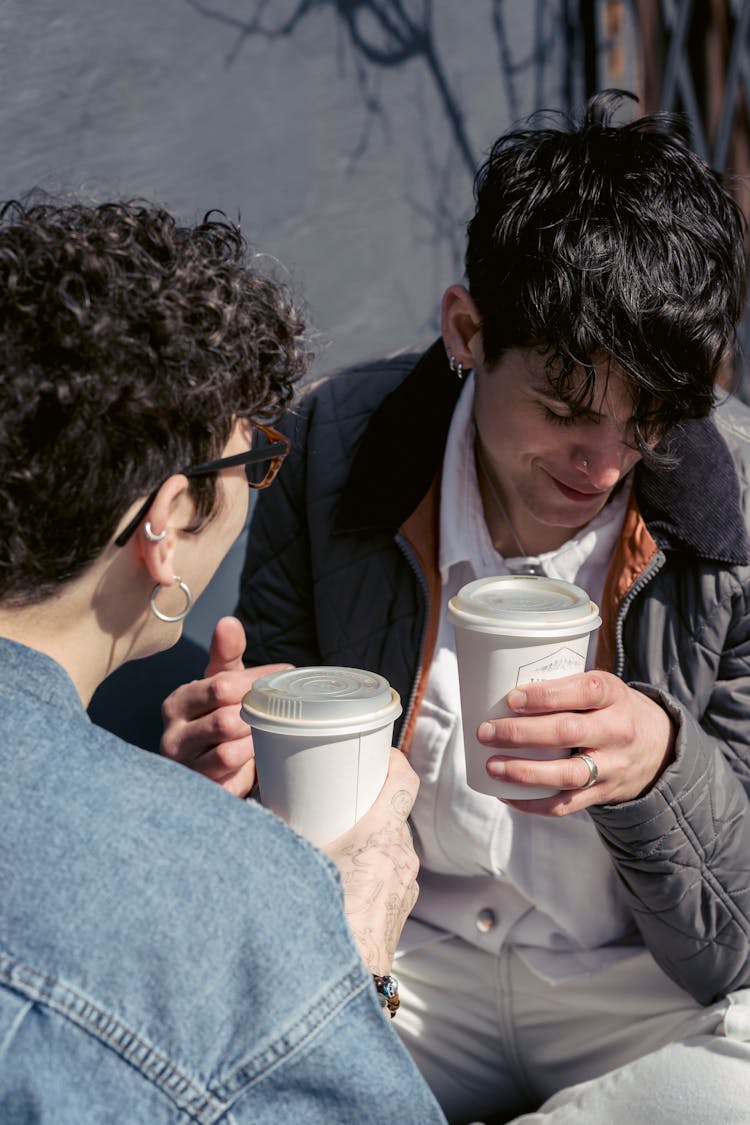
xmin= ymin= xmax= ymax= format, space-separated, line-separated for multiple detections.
xmin=473 ymin=348 xmax=643 ymax=551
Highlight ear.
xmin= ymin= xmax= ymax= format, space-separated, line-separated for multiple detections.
xmin=137 ymin=474 xmax=194 ymax=587
xmin=441 ymin=284 xmax=484 ymax=370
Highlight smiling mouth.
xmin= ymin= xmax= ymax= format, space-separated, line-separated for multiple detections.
xmin=547 ymin=474 xmax=609 ymax=502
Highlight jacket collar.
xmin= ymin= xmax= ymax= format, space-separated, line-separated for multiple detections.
xmin=337 ymin=340 xmax=750 ymax=566
xmin=336 ymin=340 xmax=463 ymax=532
xmin=637 ymin=416 xmax=750 ymax=564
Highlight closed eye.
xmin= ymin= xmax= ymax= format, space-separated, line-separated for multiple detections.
xmin=540 ymin=404 xmax=578 ymax=427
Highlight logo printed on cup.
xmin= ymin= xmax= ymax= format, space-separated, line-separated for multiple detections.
xmin=518 ymin=647 xmax=586 ymax=683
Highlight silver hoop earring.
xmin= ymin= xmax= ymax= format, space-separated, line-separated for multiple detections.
xmin=149 ymin=576 xmax=193 ymax=623
xmin=144 ymin=521 xmax=166 ymax=543
xmin=449 ymin=354 xmax=465 ymax=381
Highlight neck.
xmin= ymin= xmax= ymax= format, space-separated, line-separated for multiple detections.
xmin=0 ymin=560 xmax=162 ymax=707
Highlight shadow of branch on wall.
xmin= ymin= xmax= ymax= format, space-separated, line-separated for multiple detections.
xmin=184 ymin=0 xmax=479 ymax=177
xmin=183 ymin=0 xmax=592 ymax=339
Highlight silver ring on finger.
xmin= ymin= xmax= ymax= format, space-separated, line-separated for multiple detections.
xmin=576 ymin=751 xmax=599 ymax=790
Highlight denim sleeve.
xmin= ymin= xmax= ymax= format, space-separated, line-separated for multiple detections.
xmin=228 ymin=984 xmax=447 ymax=1124
xmin=0 ymin=979 xmax=446 ymax=1124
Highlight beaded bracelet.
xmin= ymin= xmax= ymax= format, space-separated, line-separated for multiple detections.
xmin=372 ymin=973 xmax=400 ymax=1018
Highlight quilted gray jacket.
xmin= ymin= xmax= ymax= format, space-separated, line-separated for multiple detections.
xmin=238 ymin=341 xmax=750 ymax=1006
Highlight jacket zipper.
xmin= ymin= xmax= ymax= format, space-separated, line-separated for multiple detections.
xmin=613 ymin=550 xmax=666 ymax=678
xmin=394 ymin=531 xmax=430 ymax=748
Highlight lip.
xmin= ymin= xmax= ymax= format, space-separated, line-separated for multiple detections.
xmin=546 ymin=472 xmax=610 ymax=503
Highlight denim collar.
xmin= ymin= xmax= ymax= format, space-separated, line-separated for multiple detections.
xmin=337 ymin=339 xmax=750 ymax=566
xmin=0 ymin=636 xmax=87 ymax=719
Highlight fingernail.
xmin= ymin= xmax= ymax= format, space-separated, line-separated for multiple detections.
xmin=486 ymin=759 xmax=505 ymax=778
xmin=507 ymin=689 xmax=527 ymax=710
xmin=477 ymin=721 xmax=495 ymax=742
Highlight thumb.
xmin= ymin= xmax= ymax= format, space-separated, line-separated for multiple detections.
xmin=370 ymin=748 xmax=419 ymax=823
xmin=204 ymin=616 xmax=248 ymax=677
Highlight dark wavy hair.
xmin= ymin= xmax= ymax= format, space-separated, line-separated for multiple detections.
xmin=466 ymin=90 xmax=747 ymax=445
xmin=0 ymin=197 xmax=311 ymax=604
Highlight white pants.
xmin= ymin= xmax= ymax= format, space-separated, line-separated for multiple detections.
xmin=394 ymin=937 xmax=750 ymax=1124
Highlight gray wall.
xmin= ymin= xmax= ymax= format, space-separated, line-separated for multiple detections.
xmin=0 ymin=1 xmax=589 ymax=377
xmin=1 ymin=0 xmax=596 ymax=664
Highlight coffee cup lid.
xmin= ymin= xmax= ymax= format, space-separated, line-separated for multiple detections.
xmin=447 ymin=575 xmax=601 ymax=636
xmin=241 ymin=666 xmax=402 ymax=731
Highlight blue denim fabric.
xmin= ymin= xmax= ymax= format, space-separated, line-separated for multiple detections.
xmin=0 ymin=638 xmax=445 ymax=1123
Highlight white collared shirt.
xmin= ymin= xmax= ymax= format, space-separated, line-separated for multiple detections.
xmin=405 ymin=373 xmax=642 ymax=982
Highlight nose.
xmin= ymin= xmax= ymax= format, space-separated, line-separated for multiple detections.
xmin=573 ymin=430 xmax=634 ymax=489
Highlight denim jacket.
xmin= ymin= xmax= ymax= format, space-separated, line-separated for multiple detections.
xmin=0 ymin=637 xmax=445 ymax=1123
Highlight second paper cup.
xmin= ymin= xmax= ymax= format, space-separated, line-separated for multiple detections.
xmin=241 ymin=666 xmax=402 ymax=846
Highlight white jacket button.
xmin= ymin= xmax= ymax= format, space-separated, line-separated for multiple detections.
xmin=475 ymin=908 xmax=497 ymax=933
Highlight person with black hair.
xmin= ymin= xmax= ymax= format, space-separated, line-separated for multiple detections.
xmin=163 ymin=93 xmax=750 ymax=1122
xmin=0 ymin=198 xmax=446 ymax=1123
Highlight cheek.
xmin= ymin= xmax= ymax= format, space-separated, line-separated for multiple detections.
xmin=228 ymin=486 xmax=250 ymax=538
xmin=212 ymin=478 xmax=250 ymax=548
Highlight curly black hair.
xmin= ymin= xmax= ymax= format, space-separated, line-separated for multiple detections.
xmin=466 ymin=90 xmax=747 ymax=446
xmin=0 ymin=196 xmax=311 ymax=604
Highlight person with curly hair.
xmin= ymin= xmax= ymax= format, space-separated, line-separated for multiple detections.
xmin=163 ymin=92 xmax=750 ymax=1122
xmin=0 ymin=197 xmax=445 ymax=1123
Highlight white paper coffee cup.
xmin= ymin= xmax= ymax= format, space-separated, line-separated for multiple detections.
xmin=448 ymin=575 xmax=601 ymax=800
xmin=241 ymin=666 xmax=402 ymax=846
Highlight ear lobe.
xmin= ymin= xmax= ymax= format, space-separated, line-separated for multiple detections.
xmin=441 ymin=284 xmax=483 ymax=368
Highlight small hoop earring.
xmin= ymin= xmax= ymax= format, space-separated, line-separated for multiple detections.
xmin=449 ymin=354 xmax=457 ymax=373
xmin=582 ymin=457 xmax=590 ymax=469
xmin=144 ymin=521 xmax=166 ymax=543
xmin=149 ymin=576 xmax=193 ymax=623
xmin=456 ymin=360 xmax=464 ymax=381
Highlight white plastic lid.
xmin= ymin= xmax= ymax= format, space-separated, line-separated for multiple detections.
xmin=447 ymin=575 xmax=601 ymax=637
xmin=241 ymin=666 xmax=402 ymax=733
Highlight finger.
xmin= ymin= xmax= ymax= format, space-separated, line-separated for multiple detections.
xmin=477 ymin=708 xmax=609 ymax=752
xmin=162 ymin=662 xmax=292 ymax=730
xmin=161 ymin=695 xmax=254 ymax=760
xmin=377 ymin=747 xmax=420 ymax=819
xmin=366 ymin=748 xmax=419 ymax=823
xmin=215 ymin=762 xmax=258 ymax=798
xmin=505 ymin=671 xmax=619 ymax=715
xmin=500 ymin=788 xmax=599 ymax=818
xmin=204 ymin=616 xmax=249 ymax=677
xmin=485 ymin=750 xmax=601 ymax=794
xmin=162 ymin=668 xmax=257 ymax=728
xmin=180 ymin=733 xmax=256 ymax=778
xmin=245 ymin=661 xmax=294 ymax=685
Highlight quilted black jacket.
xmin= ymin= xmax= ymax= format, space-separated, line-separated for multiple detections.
xmin=238 ymin=341 xmax=750 ymax=1005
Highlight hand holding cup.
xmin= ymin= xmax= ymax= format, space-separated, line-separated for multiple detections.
xmin=478 ymin=670 xmax=677 ymax=815
xmin=322 ymin=747 xmax=420 ymax=976
xmin=448 ymin=575 xmax=601 ymax=800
